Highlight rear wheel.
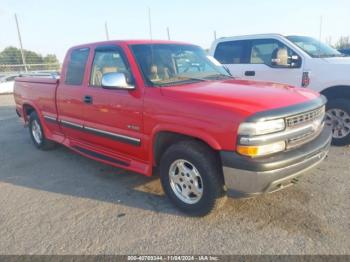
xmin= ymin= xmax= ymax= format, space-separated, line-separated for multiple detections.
xmin=325 ymin=99 xmax=350 ymax=146
xmin=160 ymin=140 xmax=226 ymax=216
xmin=28 ymin=112 xmax=56 ymax=150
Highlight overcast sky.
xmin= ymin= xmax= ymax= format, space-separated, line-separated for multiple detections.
xmin=0 ymin=0 xmax=349 ymax=62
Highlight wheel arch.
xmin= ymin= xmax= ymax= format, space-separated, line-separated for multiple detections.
xmin=152 ymin=129 xmax=222 ymax=168
xmin=321 ymin=86 xmax=350 ymax=101
xmin=22 ymin=103 xmax=38 ymax=122
xmin=21 ymin=102 xmax=54 ymax=141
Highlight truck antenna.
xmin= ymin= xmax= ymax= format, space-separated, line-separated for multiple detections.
xmin=105 ymin=21 xmax=110 ymax=41
xmin=167 ymin=27 xmax=171 ymax=40
xmin=148 ymin=7 xmax=153 ymax=40
xmin=319 ymin=16 xmax=323 ymax=42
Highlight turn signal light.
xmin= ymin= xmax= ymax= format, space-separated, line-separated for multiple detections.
xmin=237 ymin=141 xmax=286 ymax=157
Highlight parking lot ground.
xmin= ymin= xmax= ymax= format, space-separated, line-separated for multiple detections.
xmin=0 ymin=94 xmax=349 ymax=255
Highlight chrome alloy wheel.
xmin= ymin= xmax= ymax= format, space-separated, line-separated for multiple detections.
xmin=169 ymin=159 xmax=203 ymax=204
xmin=326 ymin=108 xmax=350 ymax=139
xmin=31 ymin=119 xmax=43 ymax=144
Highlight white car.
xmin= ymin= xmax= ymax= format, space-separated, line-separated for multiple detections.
xmin=0 ymin=75 xmax=17 ymax=94
xmin=210 ymin=34 xmax=350 ymax=145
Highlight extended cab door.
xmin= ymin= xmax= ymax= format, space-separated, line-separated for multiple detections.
xmin=56 ymin=47 xmax=90 ymax=141
xmin=80 ymin=45 xmax=144 ymax=160
xmin=213 ymin=39 xmax=304 ymax=87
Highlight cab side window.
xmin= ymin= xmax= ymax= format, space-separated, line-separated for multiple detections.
xmin=214 ymin=40 xmax=249 ymax=64
xmin=250 ymin=39 xmax=301 ymax=68
xmin=65 ymin=48 xmax=90 ymax=85
xmin=90 ymin=48 xmax=131 ymax=87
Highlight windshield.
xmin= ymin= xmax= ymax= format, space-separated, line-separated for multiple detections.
xmin=131 ymin=44 xmax=230 ymax=86
xmin=287 ymin=36 xmax=343 ymax=58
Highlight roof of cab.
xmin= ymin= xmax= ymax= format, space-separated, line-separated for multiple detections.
xmin=215 ymin=33 xmax=285 ymax=42
xmin=69 ymin=39 xmax=195 ymax=50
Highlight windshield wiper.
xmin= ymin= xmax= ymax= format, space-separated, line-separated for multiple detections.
xmin=152 ymin=74 xmax=234 ymax=87
xmin=155 ymin=78 xmax=206 ymax=87
xmin=203 ymin=74 xmax=234 ymax=80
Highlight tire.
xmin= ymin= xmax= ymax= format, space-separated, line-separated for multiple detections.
xmin=28 ymin=112 xmax=56 ymax=150
xmin=159 ymin=140 xmax=226 ymax=216
xmin=325 ymin=99 xmax=350 ymax=146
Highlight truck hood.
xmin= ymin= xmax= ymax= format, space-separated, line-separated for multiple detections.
xmin=161 ymin=79 xmax=319 ymax=116
xmin=322 ymin=57 xmax=350 ymax=64
xmin=312 ymin=58 xmax=350 ymax=84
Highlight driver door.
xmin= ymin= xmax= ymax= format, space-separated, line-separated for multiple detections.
xmin=243 ymin=39 xmax=303 ymax=86
xmin=214 ymin=39 xmax=303 ymax=87
xmin=80 ymin=45 xmax=144 ymax=160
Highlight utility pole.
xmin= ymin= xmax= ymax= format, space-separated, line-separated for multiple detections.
xmin=105 ymin=21 xmax=110 ymax=40
xmin=318 ymin=16 xmax=323 ymax=57
xmin=148 ymin=7 xmax=153 ymax=40
xmin=166 ymin=27 xmax=171 ymax=40
xmin=214 ymin=30 xmax=217 ymax=41
xmin=319 ymin=16 xmax=323 ymax=42
xmin=14 ymin=13 xmax=27 ymax=72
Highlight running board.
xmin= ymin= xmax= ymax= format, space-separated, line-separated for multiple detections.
xmin=72 ymin=146 xmax=129 ymax=167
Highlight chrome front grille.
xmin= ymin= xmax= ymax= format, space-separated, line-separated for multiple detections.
xmin=285 ymin=106 xmax=325 ymax=149
xmin=286 ymin=106 xmax=325 ymax=128
xmin=286 ymin=124 xmax=324 ymax=149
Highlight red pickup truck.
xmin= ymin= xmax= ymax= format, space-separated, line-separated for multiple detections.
xmin=14 ymin=40 xmax=331 ymax=216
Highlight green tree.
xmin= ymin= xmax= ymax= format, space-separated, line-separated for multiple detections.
xmin=25 ymin=50 xmax=43 ymax=64
xmin=0 ymin=46 xmax=23 ymax=65
xmin=43 ymin=54 xmax=59 ymax=64
xmin=43 ymin=54 xmax=60 ymax=70
xmin=0 ymin=46 xmax=60 ymax=65
xmin=0 ymin=46 xmax=60 ymax=72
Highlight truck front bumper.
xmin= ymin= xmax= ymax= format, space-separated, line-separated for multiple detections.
xmin=220 ymin=126 xmax=332 ymax=197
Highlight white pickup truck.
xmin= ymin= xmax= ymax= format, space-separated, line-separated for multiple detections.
xmin=210 ymin=34 xmax=350 ymax=145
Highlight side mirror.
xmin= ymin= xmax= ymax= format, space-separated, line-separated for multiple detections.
xmin=272 ymin=54 xmax=301 ymax=68
xmin=101 ymin=72 xmax=135 ymax=90
xmin=289 ymin=55 xmax=301 ymax=68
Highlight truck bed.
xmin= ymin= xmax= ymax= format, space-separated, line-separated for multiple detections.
xmin=14 ymin=76 xmax=59 ymax=121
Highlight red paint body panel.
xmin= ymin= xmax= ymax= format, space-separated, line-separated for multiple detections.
xmin=13 ymin=40 xmax=321 ymax=176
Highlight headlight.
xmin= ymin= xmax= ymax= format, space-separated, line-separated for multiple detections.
xmin=237 ymin=141 xmax=286 ymax=157
xmin=238 ymin=119 xmax=285 ymax=136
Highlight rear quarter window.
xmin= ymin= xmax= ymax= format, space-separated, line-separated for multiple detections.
xmin=65 ymin=48 xmax=90 ymax=85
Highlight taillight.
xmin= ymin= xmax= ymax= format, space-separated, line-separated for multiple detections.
xmin=302 ymin=71 xmax=310 ymax=87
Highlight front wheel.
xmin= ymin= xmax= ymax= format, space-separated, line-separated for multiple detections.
xmin=160 ymin=140 xmax=226 ymax=216
xmin=325 ymin=99 xmax=350 ymax=146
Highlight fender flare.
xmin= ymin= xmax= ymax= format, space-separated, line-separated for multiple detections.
xmin=148 ymin=124 xmax=222 ymax=170
xmin=321 ymin=85 xmax=350 ymax=101
xmin=21 ymin=101 xmax=54 ymax=140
